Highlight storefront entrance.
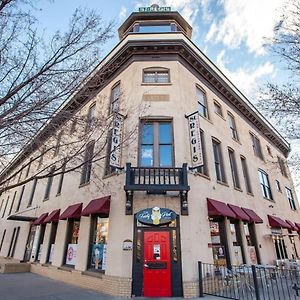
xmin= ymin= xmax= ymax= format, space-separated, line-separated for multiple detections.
xmin=132 ymin=208 xmax=183 ymax=297
xmin=143 ymin=231 xmax=171 ymax=297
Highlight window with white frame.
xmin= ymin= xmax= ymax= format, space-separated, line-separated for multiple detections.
xmin=250 ymin=133 xmax=263 ymax=160
xmin=212 ymin=139 xmax=226 ymax=183
xmin=227 ymin=112 xmax=238 ymax=140
xmin=110 ymin=83 xmax=121 ymax=113
xmin=143 ymin=68 xmax=170 ymax=84
xmin=285 ymin=187 xmax=296 ymax=210
xmin=197 ymin=87 xmax=208 ymax=118
xmin=258 ymin=169 xmax=272 ymax=200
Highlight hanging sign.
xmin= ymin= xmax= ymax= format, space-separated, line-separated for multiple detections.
xmin=187 ymin=112 xmax=203 ymax=168
xmin=109 ymin=113 xmax=124 ymax=168
xmin=136 ymin=207 xmax=176 ymax=226
xmin=139 ymin=4 xmax=171 ymax=13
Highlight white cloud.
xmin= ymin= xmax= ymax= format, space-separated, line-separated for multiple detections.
xmin=205 ymin=0 xmax=285 ymax=55
xmin=119 ymin=6 xmax=127 ymax=21
xmin=216 ymin=50 xmax=275 ymax=100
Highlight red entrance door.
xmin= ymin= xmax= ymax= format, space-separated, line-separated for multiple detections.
xmin=143 ymin=231 xmax=171 ymax=297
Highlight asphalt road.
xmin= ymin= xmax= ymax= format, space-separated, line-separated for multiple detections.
xmin=0 ymin=272 xmax=219 ymax=300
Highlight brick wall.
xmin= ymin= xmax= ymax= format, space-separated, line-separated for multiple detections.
xmin=183 ymin=281 xmax=199 ymax=298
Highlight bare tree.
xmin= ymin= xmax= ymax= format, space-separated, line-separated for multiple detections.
xmin=259 ymin=0 xmax=300 ymax=181
xmin=0 ymin=0 xmax=114 ymax=158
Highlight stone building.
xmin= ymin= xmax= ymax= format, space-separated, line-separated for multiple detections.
xmin=0 ymin=5 xmax=299 ymax=298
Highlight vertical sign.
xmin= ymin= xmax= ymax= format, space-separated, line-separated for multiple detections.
xmin=187 ymin=112 xmax=203 ymax=168
xmin=109 ymin=113 xmax=124 ymax=168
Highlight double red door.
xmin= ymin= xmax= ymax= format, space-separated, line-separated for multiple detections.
xmin=143 ymin=231 xmax=171 ymax=297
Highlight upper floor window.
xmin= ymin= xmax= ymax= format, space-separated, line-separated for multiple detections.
xmin=80 ymin=141 xmax=95 ymax=185
xmin=228 ymin=148 xmax=240 ymax=189
xmin=132 ymin=22 xmax=178 ymax=34
xmin=240 ymin=156 xmax=252 ymax=194
xmin=86 ymin=103 xmax=96 ymax=131
xmin=277 ymin=156 xmax=288 ymax=177
xmin=212 ymin=139 xmax=226 ymax=183
xmin=196 ymin=131 xmax=209 ymax=176
xmin=285 ymin=187 xmax=296 ymax=210
xmin=44 ymin=166 xmax=55 ymax=200
xmin=258 ymin=169 xmax=272 ymax=200
xmin=140 ymin=120 xmax=173 ymax=167
xmin=250 ymin=133 xmax=263 ymax=160
xmin=227 ymin=112 xmax=238 ymax=141
xmin=143 ymin=68 xmax=170 ymax=84
xmin=53 ymin=131 xmax=63 ymax=157
xmin=214 ymin=100 xmax=223 ymax=117
xmin=275 ymin=180 xmax=281 ymax=192
xmin=110 ymin=83 xmax=120 ymax=113
xmin=197 ymin=87 xmax=208 ymax=118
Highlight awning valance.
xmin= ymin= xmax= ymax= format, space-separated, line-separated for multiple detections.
xmin=82 ymin=196 xmax=110 ymax=217
xmin=44 ymin=209 xmax=60 ymax=223
xmin=207 ymin=198 xmax=236 ymax=219
xmin=268 ymin=215 xmax=291 ymax=229
xmin=227 ymin=204 xmax=250 ymax=222
xmin=295 ymin=223 xmax=300 ymax=232
xmin=285 ymin=220 xmax=298 ymax=231
xmin=33 ymin=213 xmax=48 ymax=225
xmin=59 ymin=203 xmax=82 ymax=220
xmin=241 ymin=208 xmax=263 ymax=224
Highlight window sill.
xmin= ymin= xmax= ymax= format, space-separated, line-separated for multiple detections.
xmin=234 ymin=187 xmax=243 ymax=192
xmin=141 ymin=82 xmax=172 ymax=86
xmin=216 ymin=180 xmax=229 ymax=187
xmin=247 ymin=192 xmax=254 ymax=197
xmin=58 ymin=265 xmax=74 ymax=272
xmin=263 ymin=197 xmax=275 ymax=202
xmin=193 ymin=172 xmax=210 ymax=181
xmin=215 ymin=113 xmax=226 ymax=121
xmin=56 ymin=193 xmax=61 ymax=197
xmin=232 ymin=138 xmax=242 ymax=145
xmin=200 ymin=114 xmax=212 ymax=124
xmin=82 ymin=270 xmax=104 ymax=278
xmin=43 ymin=198 xmax=49 ymax=202
xmin=103 ymin=172 xmax=119 ymax=180
xmin=78 ymin=181 xmax=90 ymax=188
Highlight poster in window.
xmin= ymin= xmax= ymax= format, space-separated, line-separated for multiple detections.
xmin=212 ymin=246 xmax=226 ymax=266
xmin=102 ymin=244 xmax=107 ymax=270
xmin=233 ymin=246 xmax=243 ymax=266
xmin=248 ymin=246 xmax=257 ymax=265
xmin=49 ymin=244 xmax=55 ymax=263
xmin=66 ymin=244 xmax=77 ymax=265
xmin=37 ymin=244 xmax=43 ymax=261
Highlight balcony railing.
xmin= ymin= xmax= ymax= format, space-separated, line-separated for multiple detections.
xmin=124 ymin=163 xmax=190 ymax=193
xmin=124 ymin=163 xmax=190 ymax=215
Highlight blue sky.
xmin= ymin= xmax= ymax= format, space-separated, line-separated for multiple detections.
xmin=33 ymin=0 xmax=292 ymax=103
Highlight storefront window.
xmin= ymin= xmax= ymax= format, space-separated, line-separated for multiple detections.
xmin=210 ymin=221 xmax=226 ymax=266
xmin=65 ymin=220 xmax=80 ymax=266
xmin=89 ymin=217 xmax=109 ymax=271
xmin=230 ymin=222 xmax=244 ymax=265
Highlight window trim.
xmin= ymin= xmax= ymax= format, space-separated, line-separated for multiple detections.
xmin=44 ymin=166 xmax=56 ymax=201
xmin=285 ymin=187 xmax=296 ymax=210
xmin=213 ymin=100 xmax=223 ymax=117
xmin=240 ymin=155 xmax=252 ymax=194
xmin=196 ymin=85 xmax=209 ymax=119
xmin=227 ymin=112 xmax=239 ymax=141
xmin=138 ymin=118 xmax=175 ymax=168
xmin=212 ymin=138 xmax=226 ymax=183
xmin=85 ymin=103 xmax=96 ymax=132
xmin=109 ymin=81 xmax=121 ymax=114
xmin=80 ymin=141 xmax=95 ymax=185
xmin=250 ymin=132 xmax=264 ymax=160
xmin=228 ymin=148 xmax=241 ymax=189
xmin=258 ymin=169 xmax=273 ymax=200
xmin=142 ymin=67 xmax=170 ymax=84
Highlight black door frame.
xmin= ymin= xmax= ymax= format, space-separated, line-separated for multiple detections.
xmin=131 ymin=215 xmax=183 ymax=297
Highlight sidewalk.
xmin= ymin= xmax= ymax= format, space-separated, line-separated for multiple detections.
xmin=0 ymin=272 xmax=220 ymax=300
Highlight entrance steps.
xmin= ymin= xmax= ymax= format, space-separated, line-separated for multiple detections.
xmin=0 ymin=257 xmax=30 ymax=273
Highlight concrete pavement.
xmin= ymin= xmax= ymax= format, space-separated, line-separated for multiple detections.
xmin=0 ymin=272 xmax=220 ymax=300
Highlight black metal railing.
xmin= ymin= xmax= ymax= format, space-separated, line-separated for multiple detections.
xmin=199 ymin=261 xmax=300 ymax=300
xmin=124 ymin=163 xmax=190 ymax=192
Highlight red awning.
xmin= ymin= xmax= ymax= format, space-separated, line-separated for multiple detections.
xmin=286 ymin=220 xmax=298 ymax=231
xmin=268 ymin=215 xmax=291 ymax=229
xmin=43 ymin=209 xmax=60 ymax=223
xmin=241 ymin=208 xmax=263 ymax=224
xmin=82 ymin=196 xmax=111 ymax=216
xmin=227 ymin=204 xmax=251 ymax=222
xmin=295 ymin=223 xmax=300 ymax=232
xmin=33 ymin=213 xmax=48 ymax=225
xmin=207 ymin=198 xmax=236 ymax=219
xmin=59 ymin=203 xmax=82 ymax=220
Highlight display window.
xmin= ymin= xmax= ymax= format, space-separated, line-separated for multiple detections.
xmin=65 ymin=220 xmax=80 ymax=266
xmin=89 ymin=217 xmax=109 ymax=272
xmin=210 ymin=220 xmax=226 ymax=266
xmin=230 ymin=222 xmax=245 ymax=265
